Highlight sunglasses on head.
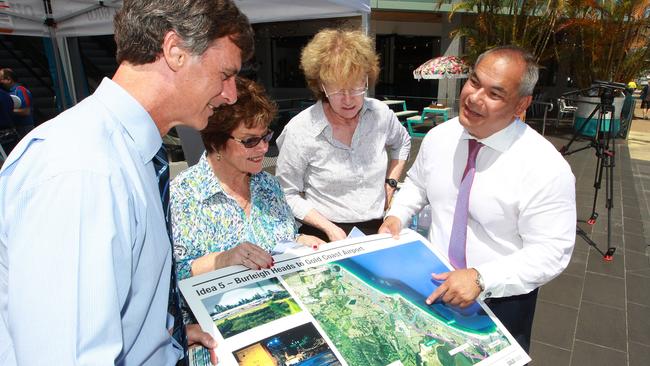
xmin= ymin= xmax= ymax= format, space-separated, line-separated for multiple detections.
xmin=229 ymin=130 xmax=274 ymax=148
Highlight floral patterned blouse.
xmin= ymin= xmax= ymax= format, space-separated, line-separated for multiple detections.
xmin=170 ymin=154 xmax=298 ymax=279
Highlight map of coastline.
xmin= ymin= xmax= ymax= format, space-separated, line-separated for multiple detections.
xmin=283 ymin=241 xmax=511 ymax=366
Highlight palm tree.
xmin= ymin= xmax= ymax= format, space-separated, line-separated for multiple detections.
xmin=437 ymin=0 xmax=572 ymax=63
xmin=439 ymin=1 xmax=650 ymax=87
xmin=558 ymin=0 xmax=650 ymax=87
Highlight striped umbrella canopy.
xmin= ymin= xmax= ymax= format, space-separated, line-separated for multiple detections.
xmin=413 ymin=55 xmax=471 ymax=80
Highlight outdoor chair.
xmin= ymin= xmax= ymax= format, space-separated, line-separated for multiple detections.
xmin=556 ymin=98 xmax=578 ymax=127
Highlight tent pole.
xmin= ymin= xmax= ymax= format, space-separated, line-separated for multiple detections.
xmin=361 ymin=12 xmax=369 ymax=35
xmin=48 ymin=28 xmax=69 ymax=110
xmin=42 ymin=0 xmax=69 ymax=110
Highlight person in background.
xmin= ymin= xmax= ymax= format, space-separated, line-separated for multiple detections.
xmin=379 ymin=45 xmax=576 ymax=352
xmin=171 ymin=77 xmax=323 ymax=280
xmin=626 ymin=80 xmax=637 ymax=96
xmin=0 ymin=68 xmax=33 ymax=139
xmin=276 ymin=28 xmax=411 ymax=242
xmin=641 ymin=84 xmax=650 ymax=119
xmin=0 ymin=0 xmax=253 ymax=365
xmin=0 ymin=88 xmax=16 ymax=157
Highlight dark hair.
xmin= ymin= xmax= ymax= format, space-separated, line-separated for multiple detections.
xmin=0 ymin=68 xmax=17 ymax=82
xmin=201 ymin=77 xmax=277 ymax=153
xmin=114 ymin=0 xmax=254 ymax=65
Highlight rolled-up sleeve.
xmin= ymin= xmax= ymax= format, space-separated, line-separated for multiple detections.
xmin=276 ymin=128 xmax=315 ymax=220
xmin=384 ymin=110 xmax=411 ymax=161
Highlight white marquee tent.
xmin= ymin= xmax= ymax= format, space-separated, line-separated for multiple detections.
xmin=0 ymin=0 xmax=370 ymax=104
xmin=1 ymin=0 xmax=370 ymax=37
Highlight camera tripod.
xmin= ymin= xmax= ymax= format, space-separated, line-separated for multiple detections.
xmin=558 ymin=81 xmax=625 ymax=261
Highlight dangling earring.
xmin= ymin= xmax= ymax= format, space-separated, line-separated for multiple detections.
xmin=216 ymin=151 xmax=222 ymax=161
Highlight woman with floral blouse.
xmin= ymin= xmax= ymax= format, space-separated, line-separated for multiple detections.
xmin=170 ymin=77 xmax=323 ymax=280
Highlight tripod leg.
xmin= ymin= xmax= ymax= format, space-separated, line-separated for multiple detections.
xmin=588 ymin=149 xmax=603 ymax=225
xmin=560 ymin=103 xmax=599 ymax=155
xmin=576 ymin=226 xmax=607 ymax=257
xmin=588 ymin=112 xmax=606 ymax=225
xmin=603 ymin=108 xmax=617 ymax=261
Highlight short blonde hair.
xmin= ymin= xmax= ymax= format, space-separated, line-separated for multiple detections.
xmin=300 ymin=29 xmax=380 ymax=100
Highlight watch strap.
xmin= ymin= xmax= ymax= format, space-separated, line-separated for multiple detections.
xmin=475 ymin=269 xmax=485 ymax=293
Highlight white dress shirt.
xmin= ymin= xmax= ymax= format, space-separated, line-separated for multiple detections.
xmin=0 ymin=78 xmax=179 ymax=365
xmin=276 ymin=98 xmax=411 ymax=223
xmin=387 ymin=117 xmax=576 ymax=298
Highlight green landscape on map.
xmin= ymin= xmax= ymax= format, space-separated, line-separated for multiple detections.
xmin=214 ymin=292 xmax=301 ymax=339
xmin=283 ymin=264 xmax=510 ymax=366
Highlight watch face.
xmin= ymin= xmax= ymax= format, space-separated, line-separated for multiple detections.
xmin=386 ymin=179 xmax=398 ymax=188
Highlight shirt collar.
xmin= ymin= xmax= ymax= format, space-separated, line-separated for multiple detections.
xmin=460 ymin=117 xmax=525 ymax=152
xmin=95 ymin=78 xmax=162 ymax=164
xmin=196 ymin=153 xmax=226 ymax=201
xmin=307 ymin=98 xmax=373 ymax=137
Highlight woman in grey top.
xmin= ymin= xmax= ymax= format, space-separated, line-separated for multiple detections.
xmin=276 ymin=28 xmax=411 ymax=242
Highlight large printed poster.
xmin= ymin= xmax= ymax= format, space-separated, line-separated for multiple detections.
xmin=179 ymin=230 xmax=531 ymax=366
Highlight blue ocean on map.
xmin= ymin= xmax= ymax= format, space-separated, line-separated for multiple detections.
xmin=335 ymin=240 xmax=496 ymax=332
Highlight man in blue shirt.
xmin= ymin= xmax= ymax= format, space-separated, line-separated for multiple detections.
xmin=0 ymin=68 xmax=33 ymax=139
xmin=0 ymin=1 xmax=253 ymax=365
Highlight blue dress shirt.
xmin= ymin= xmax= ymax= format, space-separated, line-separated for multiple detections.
xmin=0 ymin=78 xmax=180 ymax=365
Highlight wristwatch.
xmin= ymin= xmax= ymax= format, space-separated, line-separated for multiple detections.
xmin=385 ymin=178 xmax=398 ymax=189
xmin=475 ymin=269 xmax=486 ymax=293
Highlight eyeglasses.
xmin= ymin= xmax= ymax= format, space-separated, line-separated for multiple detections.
xmin=322 ymin=77 xmax=368 ymax=99
xmin=229 ymin=130 xmax=274 ymax=148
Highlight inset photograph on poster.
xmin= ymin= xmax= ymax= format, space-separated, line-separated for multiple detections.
xmin=201 ymin=277 xmax=302 ymax=339
xmin=233 ymin=322 xmax=342 ymax=366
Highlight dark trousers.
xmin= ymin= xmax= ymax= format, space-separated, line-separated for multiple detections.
xmin=484 ymin=288 xmax=539 ymax=353
xmin=298 ymin=218 xmax=384 ymax=241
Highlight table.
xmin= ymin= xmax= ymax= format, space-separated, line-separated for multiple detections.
xmin=406 ymin=107 xmax=452 ymax=137
xmin=382 ymin=99 xmax=419 ymax=119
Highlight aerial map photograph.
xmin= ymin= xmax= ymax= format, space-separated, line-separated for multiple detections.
xmin=283 ymin=240 xmax=512 ymax=366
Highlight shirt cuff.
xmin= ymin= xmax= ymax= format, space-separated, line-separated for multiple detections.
xmin=291 ymin=198 xmax=314 ymax=221
xmin=167 ymin=313 xmax=185 ymax=361
xmin=389 ymin=148 xmax=410 ymax=161
xmin=385 ymin=205 xmax=412 ymax=228
xmin=474 ymin=263 xmax=506 ymax=299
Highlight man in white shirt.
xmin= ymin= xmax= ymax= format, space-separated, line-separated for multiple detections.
xmin=0 ymin=1 xmax=253 ymax=365
xmin=380 ymin=45 xmax=576 ymax=351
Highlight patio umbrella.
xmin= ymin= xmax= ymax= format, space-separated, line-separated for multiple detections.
xmin=413 ymin=55 xmax=471 ymax=106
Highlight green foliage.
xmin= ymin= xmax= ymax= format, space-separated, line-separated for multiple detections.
xmin=215 ymin=298 xmax=300 ymax=338
xmin=558 ymin=0 xmax=650 ymax=87
xmin=439 ymin=0 xmax=568 ymax=64
xmin=439 ymin=0 xmax=650 ymax=87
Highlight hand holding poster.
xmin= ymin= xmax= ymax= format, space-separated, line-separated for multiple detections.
xmin=179 ymin=230 xmax=531 ymax=366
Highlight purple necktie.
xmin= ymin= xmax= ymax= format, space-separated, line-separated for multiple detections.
xmin=448 ymin=139 xmax=483 ymax=269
